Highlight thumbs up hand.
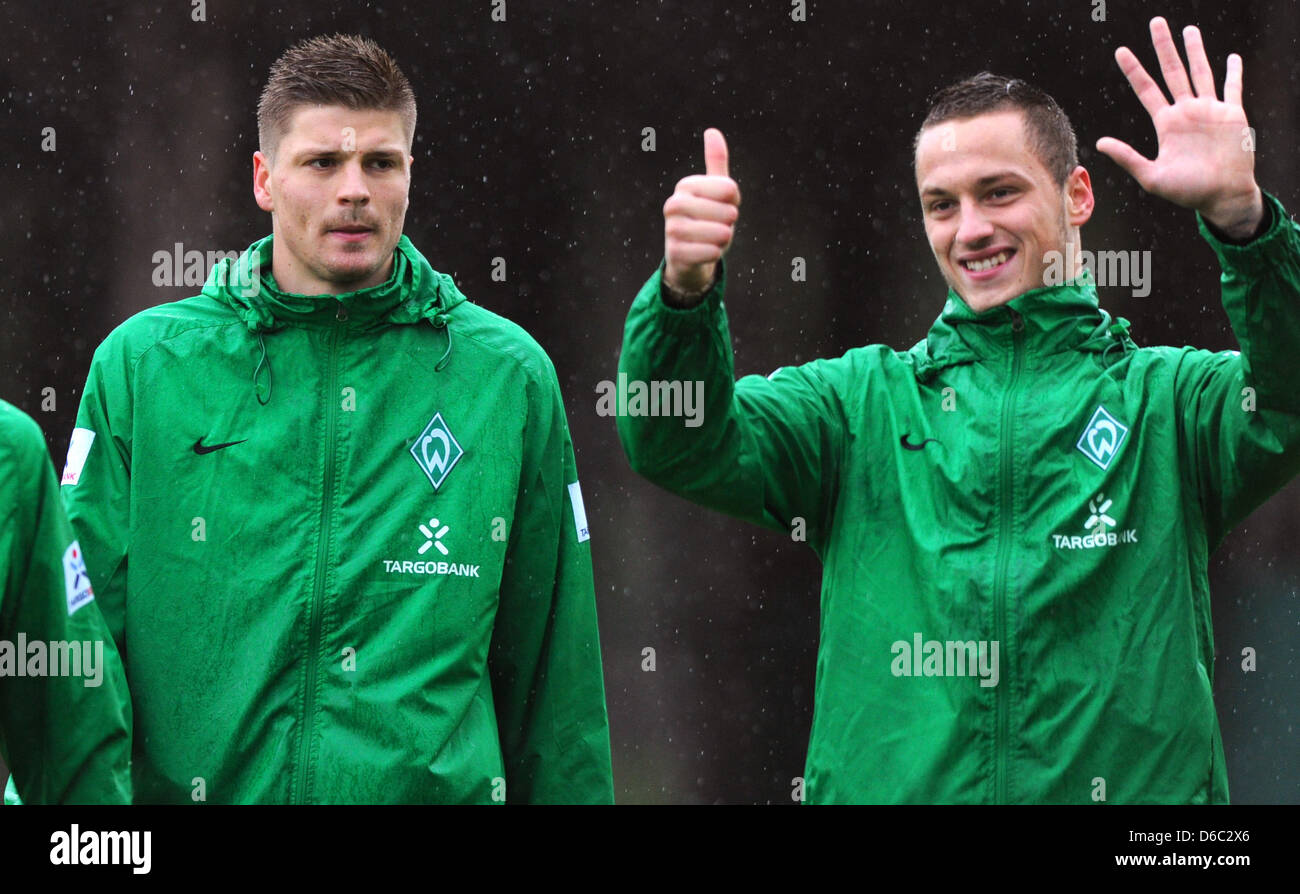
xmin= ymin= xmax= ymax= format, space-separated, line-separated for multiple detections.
xmin=663 ymin=128 xmax=741 ymax=298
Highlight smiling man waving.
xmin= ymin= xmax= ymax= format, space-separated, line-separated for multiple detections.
xmin=47 ymin=34 xmax=613 ymax=804
xmin=617 ymin=18 xmax=1298 ymax=803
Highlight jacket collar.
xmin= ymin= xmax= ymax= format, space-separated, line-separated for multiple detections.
xmin=905 ymin=269 xmax=1136 ymax=381
xmin=202 ymin=233 xmax=468 ymax=333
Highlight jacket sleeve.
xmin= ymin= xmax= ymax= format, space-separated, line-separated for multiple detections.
xmin=0 ymin=407 xmax=132 ymax=804
xmin=487 ymin=360 xmax=614 ymax=804
xmin=616 ymin=261 xmax=846 ymax=546
xmin=1176 ymin=191 xmax=1300 ymax=551
xmin=60 ymin=334 xmax=135 ymax=652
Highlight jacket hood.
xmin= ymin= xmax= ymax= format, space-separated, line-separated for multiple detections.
xmin=202 ymin=233 xmax=470 ymax=405
xmin=202 ymin=233 xmax=469 ymax=333
xmin=905 ymin=269 xmax=1137 ymax=382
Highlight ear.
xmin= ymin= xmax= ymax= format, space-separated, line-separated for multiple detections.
xmin=253 ymin=150 xmax=274 ymax=213
xmin=1064 ymin=165 xmax=1094 ymax=227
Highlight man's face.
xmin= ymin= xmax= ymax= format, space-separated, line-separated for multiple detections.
xmin=253 ymin=104 xmax=412 ymax=295
xmin=915 ymin=109 xmax=1092 ymax=313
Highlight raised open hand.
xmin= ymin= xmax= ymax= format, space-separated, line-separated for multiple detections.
xmin=1096 ymin=17 xmax=1263 ymax=238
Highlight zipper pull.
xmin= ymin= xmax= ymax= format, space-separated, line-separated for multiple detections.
xmin=336 ymin=304 xmax=349 ymax=322
xmin=1009 ymin=308 xmax=1024 ymax=332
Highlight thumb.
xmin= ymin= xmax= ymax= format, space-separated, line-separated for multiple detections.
xmin=1094 ymin=136 xmax=1153 ymax=189
xmin=704 ymin=128 xmax=729 ymax=177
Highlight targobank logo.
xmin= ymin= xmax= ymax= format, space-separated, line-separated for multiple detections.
xmin=1052 ymin=491 xmax=1139 ymax=550
xmin=1076 ymin=405 xmax=1128 ymax=470
xmin=411 ymin=412 xmax=463 ymax=491
xmin=382 ymin=518 xmax=481 ymax=577
xmin=418 ymin=518 xmax=450 ymax=556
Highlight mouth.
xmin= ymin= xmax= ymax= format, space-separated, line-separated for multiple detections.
xmin=959 ymin=248 xmax=1016 ymax=280
xmin=328 ymin=226 xmax=374 ymax=243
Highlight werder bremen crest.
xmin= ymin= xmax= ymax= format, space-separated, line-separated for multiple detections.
xmin=1076 ymin=405 xmax=1129 ymax=471
xmin=411 ymin=412 xmax=463 ymax=491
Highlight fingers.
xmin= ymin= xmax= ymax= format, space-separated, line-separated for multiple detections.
xmin=672 ymin=174 xmax=741 ymax=205
xmin=666 ymin=242 xmax=725 ymax=267
xmin=1116 ymin=20 xmax=1235 ymax=113
xmin=665 ymin=217 xmax=735 ymax=246
xmin=665 ymin=176 xmax=738 ymax=257
xmin=704 ymin=128 xmax=728 ymax=177
xmin=1181 ymin=25 xmax=1217 ymax=99
xmin=1224 ymin=52 xmax=1243 ymax=107
xmin=1094 ymin=136 xmax=1154 ymax=188
xmin=664 ymin=191 xmax=740 ymax=223
xmin=1150 ymin=16 xmax=1194 ymax=100
xmin=1114 ymin=46 xmax=1168 ymax=120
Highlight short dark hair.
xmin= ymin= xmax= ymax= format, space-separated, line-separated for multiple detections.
xmin=913 ymin=72 xmax=1079 ymax=187
xmin=257 ymin=34 xmax=417 ymax=161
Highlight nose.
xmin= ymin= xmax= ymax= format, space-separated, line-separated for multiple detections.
xmin=954 ymin=198 xmax=995 ymax=247
xmin=336 ymin=156 xmax=370 ymax=205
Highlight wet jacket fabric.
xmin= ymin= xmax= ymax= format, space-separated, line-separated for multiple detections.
xmin=1 ymin=400 xmax=132 ymax=804
xmin=59 ymin=234 xmax=613 ymax=804
xmin=617 ymin=192 xmax=1299 ymax=803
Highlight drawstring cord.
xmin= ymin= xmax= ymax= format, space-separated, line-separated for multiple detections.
xmin=254 ymin=332 xmax=273 ymax=405
xmin=1098 ymin=317 xmax=1133 ymax=377
xmin=251 ymin=310 xmax=449 ymax=404
xmin=431 ymin=312 xmax=453 ymax=372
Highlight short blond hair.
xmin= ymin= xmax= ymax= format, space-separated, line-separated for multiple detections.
xmin=257 ymin=33 xmax=416 ymax=161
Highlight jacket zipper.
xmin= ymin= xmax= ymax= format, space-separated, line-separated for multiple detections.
xmin=993 ymin=307 xmax=1024 ymax=804
xmin=295 ymin=310 xmax=345 ymax=802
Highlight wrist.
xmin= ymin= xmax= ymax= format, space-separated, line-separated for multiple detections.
xmin=661 ymin=264 xmax=719 ymax=308
xmin=1202 ymin=186 xmax=1266 ymax=241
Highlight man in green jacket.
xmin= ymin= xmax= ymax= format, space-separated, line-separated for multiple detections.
xmin=618 ymin=18 xmax=1296 ymax=802
xmin=50 ymin=34 xmax=612 ymax=803
xmin=1 ymin=400 xmax=132 ymax=804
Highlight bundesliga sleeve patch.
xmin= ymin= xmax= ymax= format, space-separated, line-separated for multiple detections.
xmin=63 ymin=541 xmax=95 ymax=615
xmin=61 ymin=427 xmax=96 ymax=486
xmin=568 ymin=481 xmax=591 ymax=543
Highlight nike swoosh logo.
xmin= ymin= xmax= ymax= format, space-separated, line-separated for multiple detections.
xmin=900 ymin=434 xmax=941 ymax=451
xmin=193 ymin=437 xmax=247 ymax=455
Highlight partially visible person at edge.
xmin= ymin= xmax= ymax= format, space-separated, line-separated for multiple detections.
xmin=617 ymin=18 xmax=1297 ymax=803
xmin=12 ymin=34 xmax=612 ymax=804
xmin=1 ymin=400 xmax=132 ymax=804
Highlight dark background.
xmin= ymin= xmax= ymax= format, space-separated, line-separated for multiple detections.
xmin=2 ymin=0 xmax=1296 ymax=803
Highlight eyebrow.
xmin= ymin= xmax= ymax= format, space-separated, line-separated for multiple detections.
xmin=921 ymin=171 xmax=1027 ymax=198
xmin=293 ymin=146 xmax=406 ymax=160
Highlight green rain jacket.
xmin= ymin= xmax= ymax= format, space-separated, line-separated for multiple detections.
xmin=1 ymin=400 xmax=132 ymax=804
xmin=617 ymin=192 xmax=1300 ymax=804
xmin=57 ymin=234 xmax=613 ymax=804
